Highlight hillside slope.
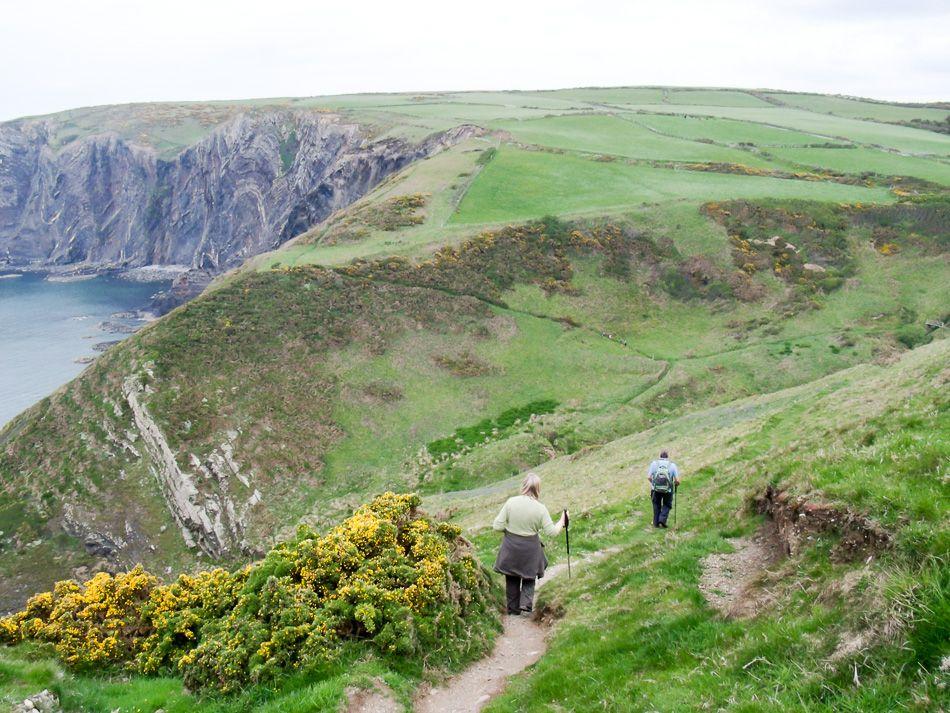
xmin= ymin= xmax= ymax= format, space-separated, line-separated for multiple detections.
xmin=1 ymin=87 xmax=948 ymax=612
xmin=471 ymin=338 xmax=949 ymax=712
xmin=0 ymin=336 xmax=945 ymax=712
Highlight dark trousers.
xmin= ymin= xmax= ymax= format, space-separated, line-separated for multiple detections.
xmin=652 ymin=489 xmax=673 ymax=526
xmin=505 ymin=575 xmax=536 ymax=613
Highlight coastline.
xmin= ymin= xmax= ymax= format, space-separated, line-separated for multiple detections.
xmin=0 ymin=262 xmax=205 ymax=315
xmin=0 ymin=262 xmax=192 ymax=283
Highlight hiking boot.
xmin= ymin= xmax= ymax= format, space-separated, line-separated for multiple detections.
xmin=659 ymin=522 xmax=668 ymax=528
xmin=521 ymin=606 xmax=533 ymax=613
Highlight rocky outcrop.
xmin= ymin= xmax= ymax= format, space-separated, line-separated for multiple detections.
xmin=123 ymin=372 xmax=261 ymax=558
xmin=0 ymin=110 xmax=479 ymax=272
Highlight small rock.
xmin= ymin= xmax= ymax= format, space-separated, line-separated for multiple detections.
xmin=13 ymin=689 xmax=60 ymax=713
xmin=83 ymin=532 xmax=118 ymax=557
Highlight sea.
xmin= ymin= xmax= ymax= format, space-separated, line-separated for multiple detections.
xmin=0 ymin=272 xmax=169 ymax=427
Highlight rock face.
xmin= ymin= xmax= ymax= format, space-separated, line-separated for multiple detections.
xmin=0 ymin=111 xmax=477 ymax=272
xmin=123 ymin=372 xmax=261 ymax=559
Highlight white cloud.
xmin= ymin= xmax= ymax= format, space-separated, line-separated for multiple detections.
xmin=1 ymin=0 xmax=947 ymax=121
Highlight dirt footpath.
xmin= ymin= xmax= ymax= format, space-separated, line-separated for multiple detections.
xmin=413 ymin=549 xmax=614 ymax=713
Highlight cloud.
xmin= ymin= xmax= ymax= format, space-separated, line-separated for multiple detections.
xmin=1 ymin=0 xmax=947 ymax=121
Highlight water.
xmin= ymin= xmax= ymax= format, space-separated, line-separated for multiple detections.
xmin=0 ymin=273 xmax=168 ymax=427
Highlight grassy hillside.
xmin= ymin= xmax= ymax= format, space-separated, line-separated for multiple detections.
xmin=1 ymin=337 xmax=946 ymax=712
xmin=471 ymin=340 xmax=949 ymax=712
xmin=1 ymin=86 xmax=948 ymax=711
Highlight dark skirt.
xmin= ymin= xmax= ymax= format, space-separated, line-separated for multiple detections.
xmin=494 ymin=531 xmax=548 ymax=579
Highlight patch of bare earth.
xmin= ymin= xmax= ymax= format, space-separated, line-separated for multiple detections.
xmin=755 ymin=486 xmax=891 ymax=562
xmin=699 ymin=526 xmax=784 ymax=618
xmin=346 ymin=677 xmax=401 ymax=713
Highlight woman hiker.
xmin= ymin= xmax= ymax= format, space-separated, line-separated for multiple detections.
xmin=492 ymin=473 xmax=568 ymax=615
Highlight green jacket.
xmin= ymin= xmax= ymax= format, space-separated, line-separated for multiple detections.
xmin=492 ymin=495 xmax=563 ymax=538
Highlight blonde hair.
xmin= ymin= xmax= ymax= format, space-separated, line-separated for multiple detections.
xmin=521 ymin=472 xmax=541 ymax=499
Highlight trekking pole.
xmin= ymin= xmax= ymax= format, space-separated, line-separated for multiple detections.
xmin=564 ymin=509 xmax=571 ymax=579
xmin=673 ymin=484 xmax=678 ymax=527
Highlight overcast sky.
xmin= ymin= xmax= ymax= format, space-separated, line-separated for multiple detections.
xmin=1 ymin=0 xmax=947 ymax=121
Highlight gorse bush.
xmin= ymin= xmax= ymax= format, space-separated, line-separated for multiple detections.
xmin=0 ymin=567 xmax=157 ymax=669
xmin=0 ymin=493 xmax=498 ymax=692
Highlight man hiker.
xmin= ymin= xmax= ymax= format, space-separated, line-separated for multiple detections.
xmin=648 ymin=450 xmax=680 ymax=528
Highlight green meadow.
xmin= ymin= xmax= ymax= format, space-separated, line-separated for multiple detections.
xmin=763 ymin=91 xmax=949 ymax=124
xmin=490 ymin=114 xmax=779 ymax=165
xmin=632 ymin=112 xmax=848 ymax=146
xmin=452 ymin=147 xmax=893 ymax=224
xmin=614 ymin=105 xmax=950 ymax=155
xmin=767 ymin=146 xmax=950 ymax=185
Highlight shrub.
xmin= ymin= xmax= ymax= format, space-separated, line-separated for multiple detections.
xmin=0 ymin=493 xmax=498 ymax=692
xmin=894 ymin=324 xmax=931 ymax=350
xmin=0 ymin=566 xmax=157 ymax=669
xmin=425 ymin=399 xmax=559 ymax=462
xmin=476 ymin=148 xmax=497 ymax=166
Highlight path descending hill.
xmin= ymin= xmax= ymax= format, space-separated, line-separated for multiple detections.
xmin=0 ymin=86 xmax=948 ymax=712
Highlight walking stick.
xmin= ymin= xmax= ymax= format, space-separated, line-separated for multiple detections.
xmin=564 ymin=509 xmax=571 ymax=579
xmin=673 ymin=484 xmax=678 ymax=527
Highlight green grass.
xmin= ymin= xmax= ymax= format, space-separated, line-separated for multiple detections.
xmin=664 ymin=88 xmax=772 ymax=107
xmin=534 ymin=87 xmax=669 ymax=105
xmin=476 ymin=343 xmax=950 ymax=711
xmin=615 ymin=106 xmax=950 ymax=156
xmin=452 ymin=147 xmax=893 ymax=224
xmin=449 ymin=340 xmax=950 ymax=712
xmin=633 ymin=112 xmax=848 ymax=147
xmin=766 ymin=146 xmax=950 ymax=185
xmin=764 ymin=92 xmax=950 ymax=124
xmin=490 ymin=114 xmax=778 ymax=166
xmin=364 ymin=102 xmax=582 ymax=122
xmin=0 ymin=644 xmax=419 ymax=712
xmin=26 ymin=87 xmax=950 ymax=163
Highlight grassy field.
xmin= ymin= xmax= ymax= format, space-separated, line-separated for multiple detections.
xmin=452 ymin=147 xmax=893 ymax=224
xmin=766 ymin=146 xmax=950 ymax=185
xmin=446 ymin=339 xmax=949 ymax=712
xmin=614 ymin=106 xmax=950 ymax=156
xmin=490 ymin=114 xmax=779 ymax=166
xmin=21 ymin=86 xmax=950 ymax=163
xmin=632 ymin=112 xmax=848 ymax=147
xmin=763 ymin=91 xmax=950 ymax=124
xmin=2 ymin=337 xmax=946 ymax=712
